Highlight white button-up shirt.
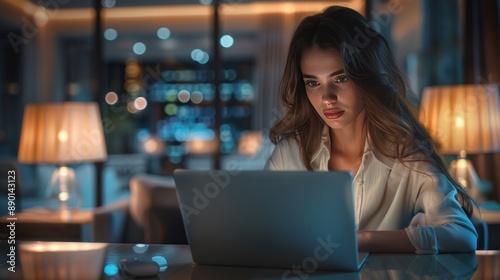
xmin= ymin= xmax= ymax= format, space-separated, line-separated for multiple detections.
xmin=264 ymin=129 xmax=477 ymax=254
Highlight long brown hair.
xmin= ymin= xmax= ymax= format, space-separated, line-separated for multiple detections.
xmin=269 ymin=6 xmax=475 ymax=217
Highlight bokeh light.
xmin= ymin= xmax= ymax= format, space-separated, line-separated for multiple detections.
xmin=142 ymin=136 xmax=165 ymax=156
xmin=191 ymin=49 xmax=202 ymax=61
xmin=104 ymin=28 xmax=118 ymax=41
xmin=132 ymin=244 xmax=148 ymax=254
xmin=164 ymin=104 xmax=177 ymax=116
xmin=198 ymin=52 xmax=209 ymax=64
xmin=134 ymin=97 xmax=147 ymax=110
xmin=178 ymin=90 xmax=190 ymax=103
xmin=105 ymin=92 xmax=118 ymax=105
xmin=102 ymin=0 xmax=116 ymax=8
xmin=133 ymin=42 xmax=147 ymax=55
xmin=127 ymin=102 xmax=138 ymax=113
xmin=191 ymin=91 xmax=204 ymax=104
xmin=165 ymin=89 xmax=178 ymax=102
xmin=220 ymin=35 xmax=234 ymax=48
xmin=191 ymin=49 xmax=209 ymax=64
xmin=238 ymin=131 xmax=263 ymax=156
xmin=157 ymin=27 xmax=171 ymax=40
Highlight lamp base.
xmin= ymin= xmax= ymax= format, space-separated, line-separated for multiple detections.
xmin=45 ymin=166 xmax=81 ymax=211
xmin=449 ymin=158 xmax=485 ymax=202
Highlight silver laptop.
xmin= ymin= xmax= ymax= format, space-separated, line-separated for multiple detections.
xmin=173 ymin=170 xmax=369 ymax=272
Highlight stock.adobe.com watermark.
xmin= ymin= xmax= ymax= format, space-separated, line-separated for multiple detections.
xmin=6 ymin=170 xmax=17 ymax=273
xmin=282 ymin=235 xmax=341 ymax=280
xmin=341 ymin=0 xmax=409 ymax=52
xmin=8 ymin=0 xmax=71 ymax=54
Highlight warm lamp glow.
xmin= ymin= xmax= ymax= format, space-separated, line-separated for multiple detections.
xmin=184 ymin=139 xmax=218 ymax=155
xmin=237 ymin=131 xmax=262 ymax=156
xmin=141 ymin=135 xmax=165 ymax=156
xmin=58 ymin=130 xmax=68 ymax=142
xmin=419 ymin=84 xmax=500 ymax=200
xmin=21 ymin=241 xmax=106 ymax=252
xmin=18 ymin=102 xmax=107 ymax=210
xmin=419 ymin=84 xmax=500 ymax=154
xmin=20 ymin=242 xmax=107 ymax=280
xmin=18 ymin=102 xmax=108 ymax=164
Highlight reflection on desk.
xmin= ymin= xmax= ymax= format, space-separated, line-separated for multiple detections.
xmin=1 ymin=242 xmax=499 ymax=280
xmin=191 ymin=253 xmax=479 ymax=280
xmin=361 ymin=253 xmax=478 ymax=279
xmin=104 ymin=245 xmax=500 ymax=280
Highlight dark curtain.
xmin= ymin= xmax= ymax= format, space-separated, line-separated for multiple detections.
xmin=464 ymin=0 xmax=500 ymax=202
xmin=421 ymin=0 xmax=463 ymax=88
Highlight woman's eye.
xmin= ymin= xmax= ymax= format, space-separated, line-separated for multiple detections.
xmin=335 ymin=76 xmax=349 ymax=84
xmin=305 ymin=80 xmax=319 ymax=88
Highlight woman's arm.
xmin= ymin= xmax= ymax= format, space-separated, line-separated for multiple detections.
xmin=408 ymin=171 xmax=477 ymax=253
xmin=357 ymin=230 xmax=416 ymax=252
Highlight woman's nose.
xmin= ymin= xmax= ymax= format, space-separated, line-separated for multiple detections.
xmin=322 ymin=88 xmax=338 ymax=104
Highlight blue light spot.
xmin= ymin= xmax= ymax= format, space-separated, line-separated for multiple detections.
xmin=152 ymin=256 xmax=168 ymax=272
xmin=132 ymin=244 xmax=149 ymax=253
xmin=191 ymin=49 xmax=202 ymax=61
xmin=104 ymin=264 xmax=119 ymax=276
xmin=104 ymin=28 xmax=117 ymax=41
xmin=174 ymin=127 xmax=189 ymax=142
xmin=102 ymin=0 xmax=116 ymax=8
xmin=157 ymin=27 xmax=171 ymax=40
xmin=220 ymin=35 xmax=234 ymax=48
xmin=133 ymin=42 xmax=147 ymax=55
xmin=220 ymin=124 xmax=231 ymax=131
xmin=198 ymin=52 xmax=209 ymax=64
xmin=220 ymin=130 xmax=233 ymax=142
xmin=137 ymin=129 xmax=150 ymax=141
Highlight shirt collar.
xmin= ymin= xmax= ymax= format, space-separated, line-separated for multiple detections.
xmin=310 ymin=126 xmax=330 ymax=165
xmin=310 ymin=125 xmax=394 ymax=170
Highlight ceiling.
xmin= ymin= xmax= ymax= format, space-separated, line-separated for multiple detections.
xmin=4 ymin=0 xmax=361 ymax=62
xmin=30 ymin=0 xmax=339 ymax=9
xmin=32 ymin=0 xmax=249 ymax=9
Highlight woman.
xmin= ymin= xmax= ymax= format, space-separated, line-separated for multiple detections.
xmin=265 ymin=6 xmax=477 ymax=254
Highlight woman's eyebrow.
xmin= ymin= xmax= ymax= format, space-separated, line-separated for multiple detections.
xmin=302 ymin=69 xmax=345 ymax=79
xmin=328 ymin=69 xmax=345 ymax=77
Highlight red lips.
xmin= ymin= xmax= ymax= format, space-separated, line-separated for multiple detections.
xmin=323 ymin=109 xmax=344 ymax=119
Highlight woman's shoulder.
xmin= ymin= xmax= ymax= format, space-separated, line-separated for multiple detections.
xmin=266 ymin=136 xmax=305 ymax=170
xmin=272 ymin=136 xmax=302 ymax=159
xmin=275 ymin=136 xmax=301 ymax=149
xmin=369 ymin=141 xmax=440 ymax=175
xmin=367 ymin=137 xmax=453 ymax=191
xmin=395 ymin=155 xmax=449 ymax=188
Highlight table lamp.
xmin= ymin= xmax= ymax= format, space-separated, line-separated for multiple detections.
xmin=18 ymin=102 xmax=107 ymax=213
xmin=419 ymin=84 xmax=500 ymax=201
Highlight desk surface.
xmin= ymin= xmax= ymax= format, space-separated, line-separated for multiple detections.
xmin=1 ymin=207 xmax=94 ymax=225
xmin=1 ymin=242 xmax=499 ymax=280
xmin=0 ymin=208 xmax=94 ymax=242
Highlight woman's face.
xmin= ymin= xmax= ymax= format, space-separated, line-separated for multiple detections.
xmin=300 ymin=46 xmax=365 ymax=131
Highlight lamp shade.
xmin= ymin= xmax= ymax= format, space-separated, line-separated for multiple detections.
xmin=419 ymin=84 xmax=500 ymax=154
xmin=18 ymin=102 xmax=107 ymax=164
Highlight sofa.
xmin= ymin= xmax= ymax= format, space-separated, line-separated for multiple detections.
xmin=93 ymin=173 xmax=187 ymax=244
